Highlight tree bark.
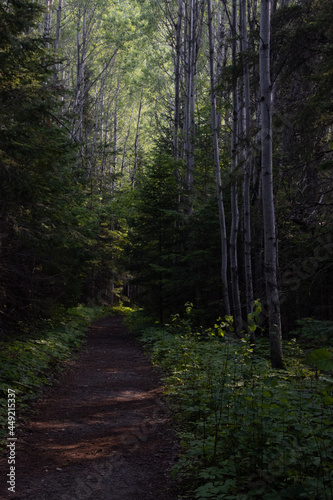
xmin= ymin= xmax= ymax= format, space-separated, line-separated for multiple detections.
xmin=240 ymin=0 xmax=254 ymax=321
xmin=43 ymin=0 xmax=53 ymax=47
xmin=53 ymin=0 xmax=62 ymax=83
xmin=229 ymin=0 xmax=242 ymax=336
xmin=173 ymin=0 xmax=183 ymax=162
xmin=207 ymin=0 xmax=231 ymax=316
xmin=121 ymin=103 xmax=135 ymax=177
xmin=131 ymin=92 xmax=143 ymax=190
xmin=259 ymin=0 xmax=284 ymax=367
xmin=184 ymin=0 xmax=196 ymax=213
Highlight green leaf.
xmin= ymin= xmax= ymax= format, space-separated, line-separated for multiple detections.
xmin=263 ymin=377 xmax=279 ymax=388
xmin=305 ymin=349 xmax=333 ymax=371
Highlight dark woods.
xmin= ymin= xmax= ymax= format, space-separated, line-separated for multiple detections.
xmin=0 ymin=0 xmax=332 ymax=354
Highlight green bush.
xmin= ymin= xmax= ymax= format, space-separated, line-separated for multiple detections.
xmin=139 ymin=319 xmax=333 ymax=499
xmin=290 ymin=318 xmax=333 ymax=348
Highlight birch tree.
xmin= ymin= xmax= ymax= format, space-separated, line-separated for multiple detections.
xmin=183 ymin=0 xmax=205 ymax=214
xmin=240 ymin=0 xmax=254 ymax=320
xmin=259 ymin=0 xmax=283 ymax=367
xmin=229 ymin=0 xmax=242 ymax=336
xmin=131 ymin=91 xmax=143 ymax=189
xmin=173 ymin=0 xmax=183 ymax=162
xmin=207 ymin=0 xmax=230 ymax=316
xmin=53 ymin=0 xmax=63 ymax=82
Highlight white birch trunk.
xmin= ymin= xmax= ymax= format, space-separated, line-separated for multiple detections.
xmin=229 ymin=0 xmax=242 ymax=336
xmin=121 ymin=104 xmax=135 ymax=177
xmin=240 ymin=0 xmax=254 ymax=320
xmin=184 ymin=0 xmax=196 ymax=213
xmin=53 ymin=0 xmax=63 ymax=83
xmin=259 ymin=0 xmax=284 ymax=367
xmin=131 ymin=93 xmax=143 ymax=190
xmin=43 ymin=0 xmax=53 ymax=47
xmin=174 ymin=0 xmax=183 ymax=162
xmin=207 ymin=0 xmax=231 ymax=316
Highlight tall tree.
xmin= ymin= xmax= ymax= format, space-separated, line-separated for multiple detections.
xmin=183 ymin=0 xmax=205 ymax=214
xmin=207 ymin=0 xmax=230 ymax=316
xmin=240 ymin=0 xmax=254 ymax=320
xmin=259 ymin=0 xmax=283 ymax=367
xmin=173 ymin=0 xmax=184 ymax=162
xmin=229 ymin=0 xmax=242 ymax=336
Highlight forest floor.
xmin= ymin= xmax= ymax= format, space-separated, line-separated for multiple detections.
xmin=0 ymin=316 xmax=180 ymax=500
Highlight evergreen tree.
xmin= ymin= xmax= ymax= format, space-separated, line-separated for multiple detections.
xmin=0 ymin=0 xmax=87 ymax=330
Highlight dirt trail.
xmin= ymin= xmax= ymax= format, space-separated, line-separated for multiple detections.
xmin=0 ymin=316 xmax=179 ymax=500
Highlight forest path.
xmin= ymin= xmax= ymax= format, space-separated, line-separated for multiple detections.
xmin=0 ymin=316 xmax=179 ymax=500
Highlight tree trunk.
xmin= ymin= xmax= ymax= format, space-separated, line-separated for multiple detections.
xmin=53 ymin=0 xmax=62 ymax=83
xmin=43 ymin=0 xmax=53 ymax=47
xmin=240 ymin=0 xmax=254 ymax=321
xmin=174 ymin=0 xmax=183 ymax=162
xmin=259 ymin=0 xmax=284 ymax=368
xmin=207 ymin=0 xmax=231 ymax=316
xmin=111 ymin=76 xmax=120 ymax=195
xmin=184 ymin=0 xmax=196 ymax=214
xmin=71 ymin=4 xmax=87 ymax=146
xmin=121 ymin=103 xmax=135 ymax=177
xmin=230 ymin=0 xmax=242 ymax=336
xmin=131 ymin=92 xmax=143 ymax=190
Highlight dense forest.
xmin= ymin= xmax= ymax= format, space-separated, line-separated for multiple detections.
xmin=1 ymin=0 xmax=332 ymax=362
xmin=1 ymin=0 xmax=333 ymax=498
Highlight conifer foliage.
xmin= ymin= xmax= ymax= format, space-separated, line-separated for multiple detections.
xmin=0 ymin=0 xmax=118 ymax=334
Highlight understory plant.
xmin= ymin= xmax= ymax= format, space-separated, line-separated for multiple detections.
xmin=136 ymin=310 xmax=333 ymax=500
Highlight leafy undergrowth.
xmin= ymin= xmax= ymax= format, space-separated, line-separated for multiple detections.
xmin=128 ymin=310 xmax=333 ymax=500
xmin=0 ymin=305 xmax=120 ymax=447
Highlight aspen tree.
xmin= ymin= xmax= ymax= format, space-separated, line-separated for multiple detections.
xmin=43 ymin=0 xmax=53 ymax=47
xmin=132 ymin=92 xmax=143 ymax=190
xmin=207 ymin=0 xmax=231 ymax=316
xmin=173 ymin=0 xmax=183 ymax=162
xmin=240 ymin=0 xmax=254 ymax=321
xmin=184 ymin=0 xmax=196 ymax=213
xmin=259 ymin=0 xmax=284 ymax=367
xmin=229 ymin=0 xmax=242 ymax=336
xmin=183 ymin=0 xmax=205 ymax=213
xmin=53 ymin=0 xmax=63 ymax=82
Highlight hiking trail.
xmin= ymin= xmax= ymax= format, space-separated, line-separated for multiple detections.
xmin=0 ymin=316 xmax=179 ymax=500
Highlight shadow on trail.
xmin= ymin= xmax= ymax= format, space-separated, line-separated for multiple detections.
xmin=0 ymin=317 xmax=179 ymax=500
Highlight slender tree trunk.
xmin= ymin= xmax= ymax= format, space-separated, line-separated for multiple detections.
xmin=240 ymin=0 xmax=254 ymax=320
xmin=174 ymin=0 xmax=183 ymax=162
xmin=216 ymin=4 xmax=227 ymax=80
xmin=100 ymin=91 xmax=112 ymax=192
xmin=121 ymin=103 xmax=135 ymax=177
xmin=207 ymin=0 xmax=230 ymax=316
xmin=229 ymin=0 xmax=242 ymax=336
xmin=184 ymin=0 xmax=196 ymax=213
xmin=43 ymin=0 xmax=53 ymax=47
xmin=111 ymin=77 xmax=120 ymax=195
xmin=259 ymin=0 xmax=283 ymax=368
xmin=72 ymin=4 xmax=87 ymax=146
xmin=53 ymin=0 xmax=62 ymax=82
xmin=131 ymin=92 xmax=143 ymax=190
xmin=78 ymin=6 xmax=86 ymax=144
xmin=88 ymin=83 xmax=102 ymax=180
